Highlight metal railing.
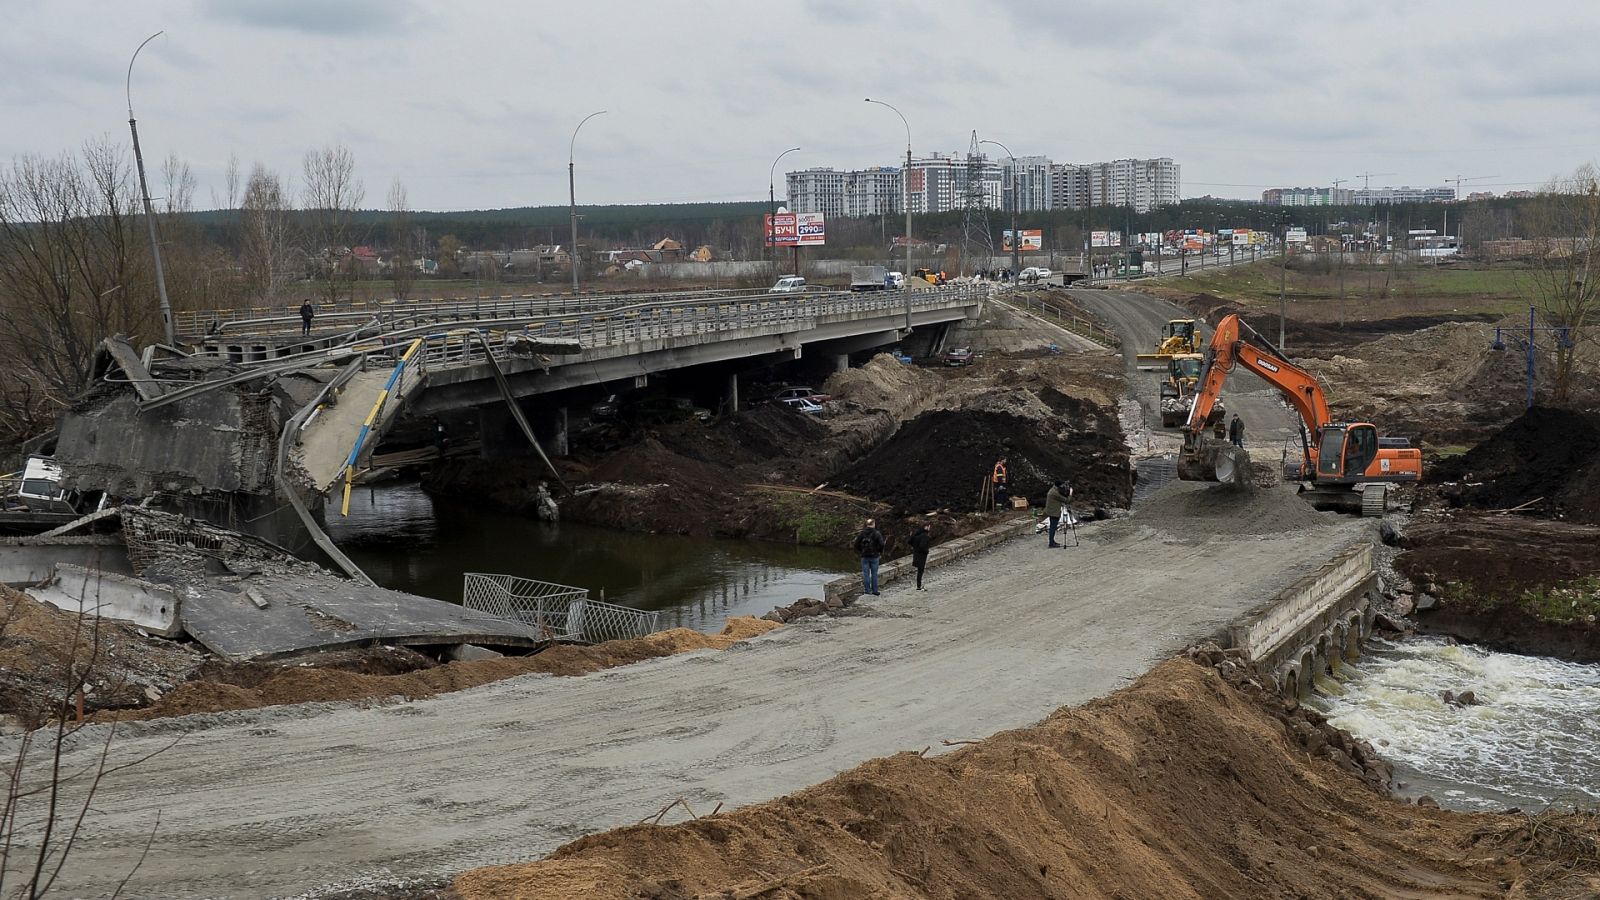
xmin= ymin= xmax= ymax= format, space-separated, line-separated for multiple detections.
xmin=1002 ymin=292 xmax=1121 ymax=349
xmin=461 ymin=572 xmax=661 ymax=644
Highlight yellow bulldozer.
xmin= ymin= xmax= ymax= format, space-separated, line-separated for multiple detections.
xmin=1135 ymin=319 xmax=1202 ymax=368
xmin=1159 ymin=353 xmax=1225 ymax=433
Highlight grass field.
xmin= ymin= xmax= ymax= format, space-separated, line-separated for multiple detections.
xmin=1154 ymin=260 xmax=1535 ymax=323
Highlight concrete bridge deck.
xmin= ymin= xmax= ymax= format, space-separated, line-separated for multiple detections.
xmin=10 ymin=509 xmax=1367 ymax=898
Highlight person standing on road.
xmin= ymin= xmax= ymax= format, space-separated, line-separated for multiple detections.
xmin=299 ymin=298 xmax=315 ymax=336
xmin=1045 ymin=479 xmax=1072 ymax=548
xmin=854 ymin=518 xmax=885 ymax=596
xmin=908 ymin=524 xmax=931 ymax=590
xmin=991 ymin=456 xmax=1010 ymax=509
xmin=1229 ymin=414 xmax=1245 ymax=449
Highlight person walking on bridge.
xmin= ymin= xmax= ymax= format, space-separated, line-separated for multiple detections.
xmin=854 ymin=518 xmax=885 ymax=596
xmin=908 ymin=523 xmax=931 ymax=590
xmin=299 ymin=298 xmax=315 ymax=336
xmin=1228 ymin=414 xmax=1245 ymax=449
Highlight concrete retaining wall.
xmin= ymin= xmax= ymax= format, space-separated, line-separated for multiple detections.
xmin=824 ymin=514 xmax=1039 ymax=603
xmin=28 ymin=563 xmax=182 ymax=637
xmin=1226 ymin=542 xmax=1377 ymax=695
xmin=0 ymin=538 xmax=132 ymax=586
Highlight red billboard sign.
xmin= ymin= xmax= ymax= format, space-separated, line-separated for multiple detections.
xmin=765 ymin=212 xmax=826 ymax=247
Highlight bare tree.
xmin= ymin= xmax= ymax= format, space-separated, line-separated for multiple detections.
xmin=301 ymin=144 xmax=365 ymax=306
xmin=1519 ymin=164 xmax=1600 ymax=402
xmin=387 ymin=178 xmax=415 ymax=301
xmin=0 ymin=140 xmax=152 ymax=405
xmin=240 ymin=164 xmax=294 ymax=306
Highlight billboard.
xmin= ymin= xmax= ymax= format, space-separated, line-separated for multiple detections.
xmin=765 ymin=212 xmax=827 ymax=247
xmin=1002 ymin=229 xmax=1043 ymax=252
xmin=1091 ymin=230 xmax=1122 ymax=248
xmin=1285 ymin=227 xmax=1308 ymax=244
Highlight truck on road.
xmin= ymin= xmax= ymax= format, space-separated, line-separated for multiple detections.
xmin=850 ymin=265 xmax=889 ymax=291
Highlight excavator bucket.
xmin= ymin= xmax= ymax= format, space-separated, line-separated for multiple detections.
xmin=1177 ymin=442 xmax=1250 ymax=486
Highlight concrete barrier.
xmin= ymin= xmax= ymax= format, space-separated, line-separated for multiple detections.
xmin=0 ymin=537 xmax=132 ymax=586
xmin=1225 ymin=542 xmax=1376 ymax=696
xmin=27 ymin=563 xmax=182 ymax=637
xmin=824 ymin=514 xmax=1040 ymax=603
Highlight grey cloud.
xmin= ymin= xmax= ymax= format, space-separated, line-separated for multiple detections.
xmin=198 ymin=0 xmax=423 ymax=36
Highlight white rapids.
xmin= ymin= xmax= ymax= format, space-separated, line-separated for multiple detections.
xmin=1309 ymin=636 xmax=1600 ymax=811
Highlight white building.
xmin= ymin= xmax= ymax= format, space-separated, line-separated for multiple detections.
xmin=1049 ymin=158 xmax=1179 ymax=212
xmin=785 ymin=166 xmax=903 ymax=219
xmin=1002 ymin=156 xmax=1053 ymax=212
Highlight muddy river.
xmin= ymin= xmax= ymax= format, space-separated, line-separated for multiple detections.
xmin=325 ymin=482 xmax=856 ymax=632
xmin=1310 ymin=636 xmax=1600 ymax=811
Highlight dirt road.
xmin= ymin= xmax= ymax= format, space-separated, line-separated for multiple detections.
xmin=10 ymin=503 xmax=1364 ymax=899
xmin=1069 ymin=288 xmax=1302 ymax=450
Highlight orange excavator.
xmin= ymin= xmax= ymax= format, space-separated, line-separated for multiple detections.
xmin=1177 ymin=313 xmax=1422 ymax=514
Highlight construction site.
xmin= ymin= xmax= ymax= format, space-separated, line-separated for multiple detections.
xmin=3 ymin=265 xmax=1600 ymax=900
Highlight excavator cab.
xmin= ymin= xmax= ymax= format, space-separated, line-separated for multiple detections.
xmin=1315 ymin=424 xmax=1379 ymax=480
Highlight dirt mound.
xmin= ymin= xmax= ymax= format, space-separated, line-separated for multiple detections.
xmin=653 ymin=405 xmax=831 ymax=473
xmin=1431 ymin=406 xmax=1600 ymax=522
xmin=1133 ymin=480 xmax=1338 ymax=536
xmin=835 ymin=408 xmax=1132 ymax=514
xmin=821 ymin=353 xmax=938 ymax=418
xmin=455 ymin=658 xmax=1594 ymax=899
xmin=99 ymin=617 xmax=781 ymax=723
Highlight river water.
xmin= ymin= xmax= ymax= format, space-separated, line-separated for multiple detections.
xmin=324 ymin=482 xmax=856 ymax=632
xmin=1310 ymin=636 xmax=1600 ymax=811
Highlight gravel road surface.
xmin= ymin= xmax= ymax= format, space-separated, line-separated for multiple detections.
xmin=9 ymin=504 xmax=1364 ymax=899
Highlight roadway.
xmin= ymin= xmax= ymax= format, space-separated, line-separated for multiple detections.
xmin=9 ymin=507 xmax=1363 ymax=899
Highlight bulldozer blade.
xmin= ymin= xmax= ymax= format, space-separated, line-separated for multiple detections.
xmin=1178 ymin=443 xmax=1251 ymax=485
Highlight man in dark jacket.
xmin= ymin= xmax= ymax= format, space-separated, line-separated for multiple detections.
xmin=854 ymin=518 xmax=885 ymax=596
xmin=299 ymin=299 xmax=315 ymax=336
xmin=908 ymin=524 xmax=932 ymax=590
xmin=1044 ymin=479 xmax=1072 ymax=548
xmin=1228 ymin=414 xmax=1244 ymax=448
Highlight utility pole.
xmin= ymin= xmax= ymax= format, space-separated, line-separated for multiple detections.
xmin=568 ymin=110 xmax=607 ymax=294
xmin=1279 ymin=223 xmax=1289 ymax=349
xmin=865 ymin=98 xmax=913 ymax=332
xmin=127 ymin=31 xmax=175 ymax=346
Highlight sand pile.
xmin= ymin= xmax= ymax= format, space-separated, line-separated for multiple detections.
xmin=1133 ymin=480 xmax=1337 ymax=536
xmin=821 ymin=353 xmax=940 ymax=419
xmin=835 ymin=408 xmax=1132 ymax=514
xmin=1432 ymin=406 xmax=1600 ymax=523
xmin=97 ymin=617 xmax=781 ymax=723
xmin=454 ymin=658 xmax=1596 ymax=899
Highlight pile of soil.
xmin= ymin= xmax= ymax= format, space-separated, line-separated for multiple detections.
xmin=1132 ymin=481 xmax=1339 ymax=537
xmin=97 ymin=617 xmax=781 ymax=723
xmin=834 ymin=408 xmax=1132 ymax=514
xmin=454 ymin=658 xmax=1600 ymax=899
xmin=1431 ymin=406 xmax=1600 ymax=522
xmin=1396 ymin=515 xmax=1600 ymax=663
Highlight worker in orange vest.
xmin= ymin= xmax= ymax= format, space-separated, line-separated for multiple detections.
xmin=992 ymin=456 xmax=1009 ymax=509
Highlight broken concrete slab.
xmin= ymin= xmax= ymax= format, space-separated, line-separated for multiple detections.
xmin=177 ymin=571 xmax=543 ymax=662
xmin=28 ymin=563 xmax=182 ymax=637
xmin=0 ymin=536 xmax=132 ymax=586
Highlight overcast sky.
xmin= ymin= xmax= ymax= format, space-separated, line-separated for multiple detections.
xmin=5 ymin=1 xmax=1597 ymax=211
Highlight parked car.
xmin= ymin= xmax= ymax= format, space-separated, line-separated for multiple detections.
xmin=590 ymin=393 xmax=621 ymax=422
xmin=1034 ymin=267 xmax=1053 ymax=281
xmin=780 ymin=397 xmax=826 ymax=415
xmin=768 ymin=275 xmax=807 ymax=293
xmin=771 ymin=386 xmax=831 ymax=405
xmin=943 ymin=346 xmax=974 ymax=367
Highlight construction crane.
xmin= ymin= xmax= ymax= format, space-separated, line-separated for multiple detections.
xmin=1447 ymin=174 xmax=1498 ymax=199
xmin=1176 ymin=314 xmax=1422 ymax=515
xmin=1355 ymin=172 xmax=1397 ymax=191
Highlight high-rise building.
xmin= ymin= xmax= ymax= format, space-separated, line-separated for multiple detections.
xmin=1263 ymin=184 xmax=1456 ymax=205
xmin=785 ymin=167 xmax=903 ymax=219
xmin=907 ymin=153 xmax=1001 ymax=214
xmin=1048 ymin=158 xmax=1178 ymax=212
xmin=1002 ymin=156 xmax=1053 ymax=212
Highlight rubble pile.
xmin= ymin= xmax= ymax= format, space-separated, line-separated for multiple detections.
xmin=1430 ymin=406 xmax=1600 ymax=523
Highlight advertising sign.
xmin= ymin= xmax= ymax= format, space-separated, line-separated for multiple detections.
xmin=1285 ymin=227 xmax=1308 ymax=244
xmin=1091 ymin=230 xmax=1122 ymax=248
xmin=765 ymin=212 xmax=827 ymax=247
xmin=1002 ymin=229 xmax=1043 ymax=252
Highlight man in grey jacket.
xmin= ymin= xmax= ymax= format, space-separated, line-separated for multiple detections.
xmin=1044 ymin=479 xmax=1072 ymax=548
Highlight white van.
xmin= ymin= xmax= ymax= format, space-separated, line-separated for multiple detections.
xmin=768 ymin=275 xmax=807 ymax=293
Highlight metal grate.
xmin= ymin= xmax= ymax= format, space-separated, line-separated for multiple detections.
xmin=461 ymin=572 xmax=660 ymax=644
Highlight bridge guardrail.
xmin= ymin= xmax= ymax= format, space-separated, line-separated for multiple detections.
xmin=461 ymin=572 xmax=660 ymax=643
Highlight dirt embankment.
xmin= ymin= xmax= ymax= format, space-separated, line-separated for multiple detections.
xmin=455 ymin=657 xmax=1600 ymax=900
xmin=428 ymin=351 xmax=1130 ymax=554
xmin=1388 ymin=407 xmax=1600 ymax=662
xmin=0 ymin=584 xmax=784 ymax=727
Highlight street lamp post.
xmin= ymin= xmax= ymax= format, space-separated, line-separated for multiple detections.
xmin=127 ymin=31 xmax=175 ymax=346
xmin=768 ymin=146 xmax=801 ymax=267
xmin=979 ymin=139 xmax=1020 ymax=278
xmin=569 ymin=110 xmax=607 ymax=294
xmin=865 ymin=98 xmax=913 ymax=332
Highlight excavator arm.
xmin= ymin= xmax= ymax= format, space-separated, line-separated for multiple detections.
xmin=1186 ymin=314 xmax=1330 ymax=438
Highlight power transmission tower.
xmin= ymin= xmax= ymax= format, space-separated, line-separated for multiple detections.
xmin=959 ymin=131 xmax=995 ymax=277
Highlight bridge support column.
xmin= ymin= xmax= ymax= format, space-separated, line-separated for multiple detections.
xmin=833 ymin=353 xmax=849 ymax=373
xmin=478 ymin=405 xmax=525 ymax=459
xmin=727 ymin=373 xmax=740 ymax=413
xmin=551 ymin=407 xmax=569 ymax=458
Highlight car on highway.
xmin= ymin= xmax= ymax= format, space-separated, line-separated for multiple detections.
xmin=770 ymin=386 xmax=831 ymax=405
xmin=768 ymin=275 xmax=807 ymax=293
xmin=943 ymin=346 xmax=974 ymax=367
xmin=780 ymin=396 xmax=826 ymax=415
xmin=887 ymin=271 xmax=905 ymax=289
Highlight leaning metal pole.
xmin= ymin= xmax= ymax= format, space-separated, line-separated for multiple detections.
xmin=128 ymin=31 xmax=175 ymax=346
